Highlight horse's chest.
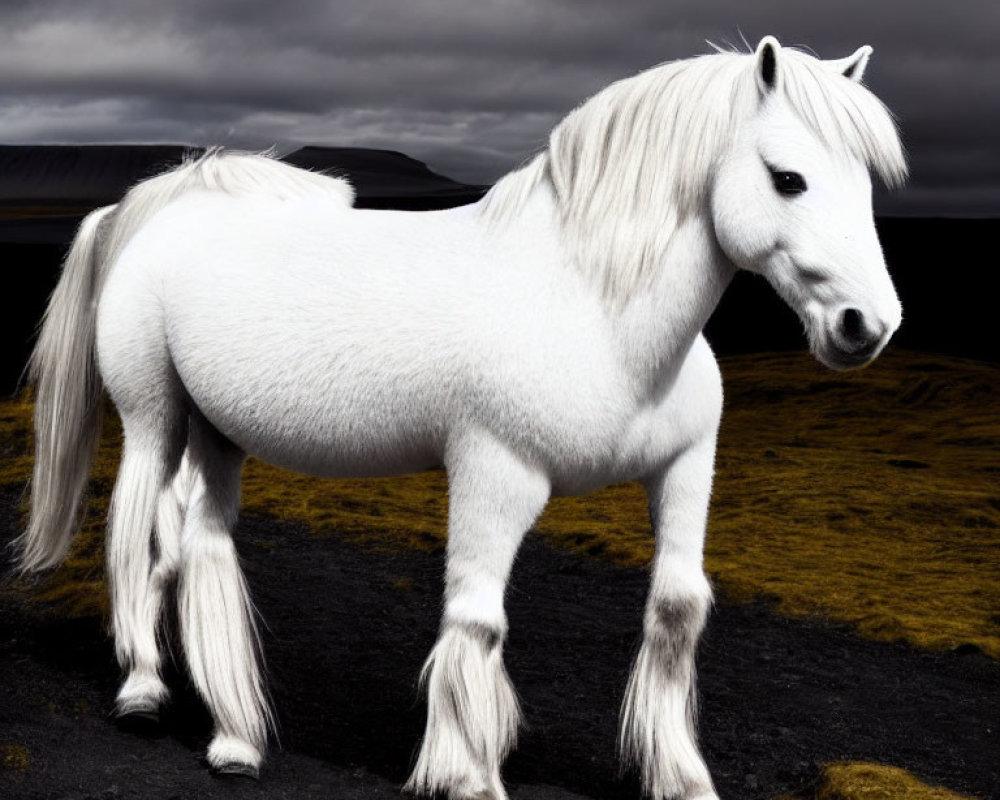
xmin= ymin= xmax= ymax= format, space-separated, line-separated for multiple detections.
xmin=539 ymin=400 xmax=693 ymax=495
xmin=541 ymin=346 xmax=722 ymax=495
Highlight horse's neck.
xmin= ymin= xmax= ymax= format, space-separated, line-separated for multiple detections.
xmin=477 ymin=181 xmax=734 ymax=393
xmin=610 ymin=217 xmax=735 ymax=392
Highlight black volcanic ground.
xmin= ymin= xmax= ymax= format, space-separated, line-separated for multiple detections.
xmin=1 ymin=492 xmax=997 ymax=800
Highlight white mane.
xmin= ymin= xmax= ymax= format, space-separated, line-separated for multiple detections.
xmin=482 ymin=48 xmax=907 ymax=305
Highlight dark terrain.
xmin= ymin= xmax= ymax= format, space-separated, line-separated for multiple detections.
xmin=1 ymin=491 xmax=997 ymax=800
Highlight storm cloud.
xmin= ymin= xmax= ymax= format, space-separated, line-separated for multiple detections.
xmin=1 ymin=0 xmax=997 ymax=215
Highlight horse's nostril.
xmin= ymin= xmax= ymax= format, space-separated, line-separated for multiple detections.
xmin=839 ymin=308 xmax=866 ymax=346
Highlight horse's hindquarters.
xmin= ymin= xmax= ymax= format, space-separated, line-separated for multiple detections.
xmin=98 ymin=203 xmax=465 ymax=478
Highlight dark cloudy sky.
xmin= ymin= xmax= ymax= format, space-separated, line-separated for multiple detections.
xmin=2 ymin=1 xmax=997 ymax=216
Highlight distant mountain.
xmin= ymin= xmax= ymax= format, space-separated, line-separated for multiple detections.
xmin=0 ymin=144 xmax=487 ymax=212
xmin=0 ymin=145 xmax=197 ymax=208
xmin=282 ymin=146 xmax=487 ymax=208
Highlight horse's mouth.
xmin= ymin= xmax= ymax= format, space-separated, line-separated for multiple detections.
xmin=812 ymin=335 xmax=887 ymax=371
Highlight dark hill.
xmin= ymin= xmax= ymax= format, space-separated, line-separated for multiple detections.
xmin=0 ymin=144 xmax=486 ymax=216
xmin=0 ymin=144 xmax=196 ymax=208
xmin=282 ymin=146 xmax=486 ymax=209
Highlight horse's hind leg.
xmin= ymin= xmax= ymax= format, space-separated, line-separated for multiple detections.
xmin=406 ymin=431 xmax=549 ymax=800
xmin=176 ymin=412 xmax=272 ymax=777
xmin=115 ymin=448 xmax=196 ymax=727
xmin=621 ymin=436 xmax=719 ymax=800
xmin=108 ymin=422 xmax=189 ymax=726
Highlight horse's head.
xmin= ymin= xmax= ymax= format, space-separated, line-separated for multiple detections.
xmin=712 ymin=37 xmax=907 ymax=370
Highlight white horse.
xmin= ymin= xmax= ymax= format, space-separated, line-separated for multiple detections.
xmin=18 ymin=37 xmax=905 ymax=800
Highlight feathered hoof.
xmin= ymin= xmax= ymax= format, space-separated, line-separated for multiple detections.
xmin=114 ymin=680 xmax=164 ymax=738
xmin=114 ymin=672 xmax=168 ymax=735
xmin=206 ymin=734 xmax=262 ymax=780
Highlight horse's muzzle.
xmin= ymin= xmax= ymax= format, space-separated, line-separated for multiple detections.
xmin=824 ymin=306 xmax=890 ymax=368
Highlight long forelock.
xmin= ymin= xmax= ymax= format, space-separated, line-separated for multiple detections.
xmin=778 ymin=49 xmax=907 ymax=189
xmin=483 ymin=48 xmax=906 ymax=307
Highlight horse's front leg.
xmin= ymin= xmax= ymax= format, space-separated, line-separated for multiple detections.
xmin=621 ymin=434 xmax=719 ymax=800
xmin=406 ymin=430 xmax=549 ymax=800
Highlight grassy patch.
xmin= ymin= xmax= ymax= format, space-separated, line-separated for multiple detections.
xmin=2 ymin=350 xmax=998 ymax=658
xmin=707 ymin=350 xmax=1000 ymax=658
xmin=775 ymin=761 xmax=977 ymax=799
xmin=0 ymin=744 xmax=30 ymax=772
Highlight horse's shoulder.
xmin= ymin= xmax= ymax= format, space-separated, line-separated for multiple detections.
xmin=670 ymin=335 xmax=723 ymax=434
xmin=685 ymin=336 xmax=722 ymax=403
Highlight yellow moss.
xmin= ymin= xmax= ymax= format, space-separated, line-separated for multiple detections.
xmin=776 ymin=762 xmax=977 ymax=799
xmin=0 ymin=744 xmax=30 ymax=771
xmin=240 ymin=459 xmax=449 ymax=552
xmin=2 ymin=350 xmax=998 ymax=659
xmin=704 ymin=350 xmax=1000 ymax=659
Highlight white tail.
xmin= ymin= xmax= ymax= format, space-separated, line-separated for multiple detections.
xmin=17 ymin=205 xmax=115 ymax=571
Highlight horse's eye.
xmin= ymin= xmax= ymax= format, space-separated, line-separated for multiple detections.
xmin=770 ymin=169 xmax=807 ymax=196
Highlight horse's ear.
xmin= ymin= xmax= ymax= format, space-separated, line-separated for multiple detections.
xmin=828 ymin=45 xmax=873 ymax=83
xmin=754 ymin=36 xmax=782 ymax=95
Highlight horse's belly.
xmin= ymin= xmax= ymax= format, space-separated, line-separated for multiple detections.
xmin=168 ymin=309 xmax=449 ymax=477
xmin=185 ymin=369 xmax=443 ymax=478
xmin=242 ymin=432 xmax=440 ymax=480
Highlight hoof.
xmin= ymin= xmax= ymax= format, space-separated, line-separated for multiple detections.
xmin=211 ymin=760 xmax=260 ymax=780
xmin=115 ymin=672 xmax=168 ymax=736
xmin=206 ymin=734 xmax=262 ymax=780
